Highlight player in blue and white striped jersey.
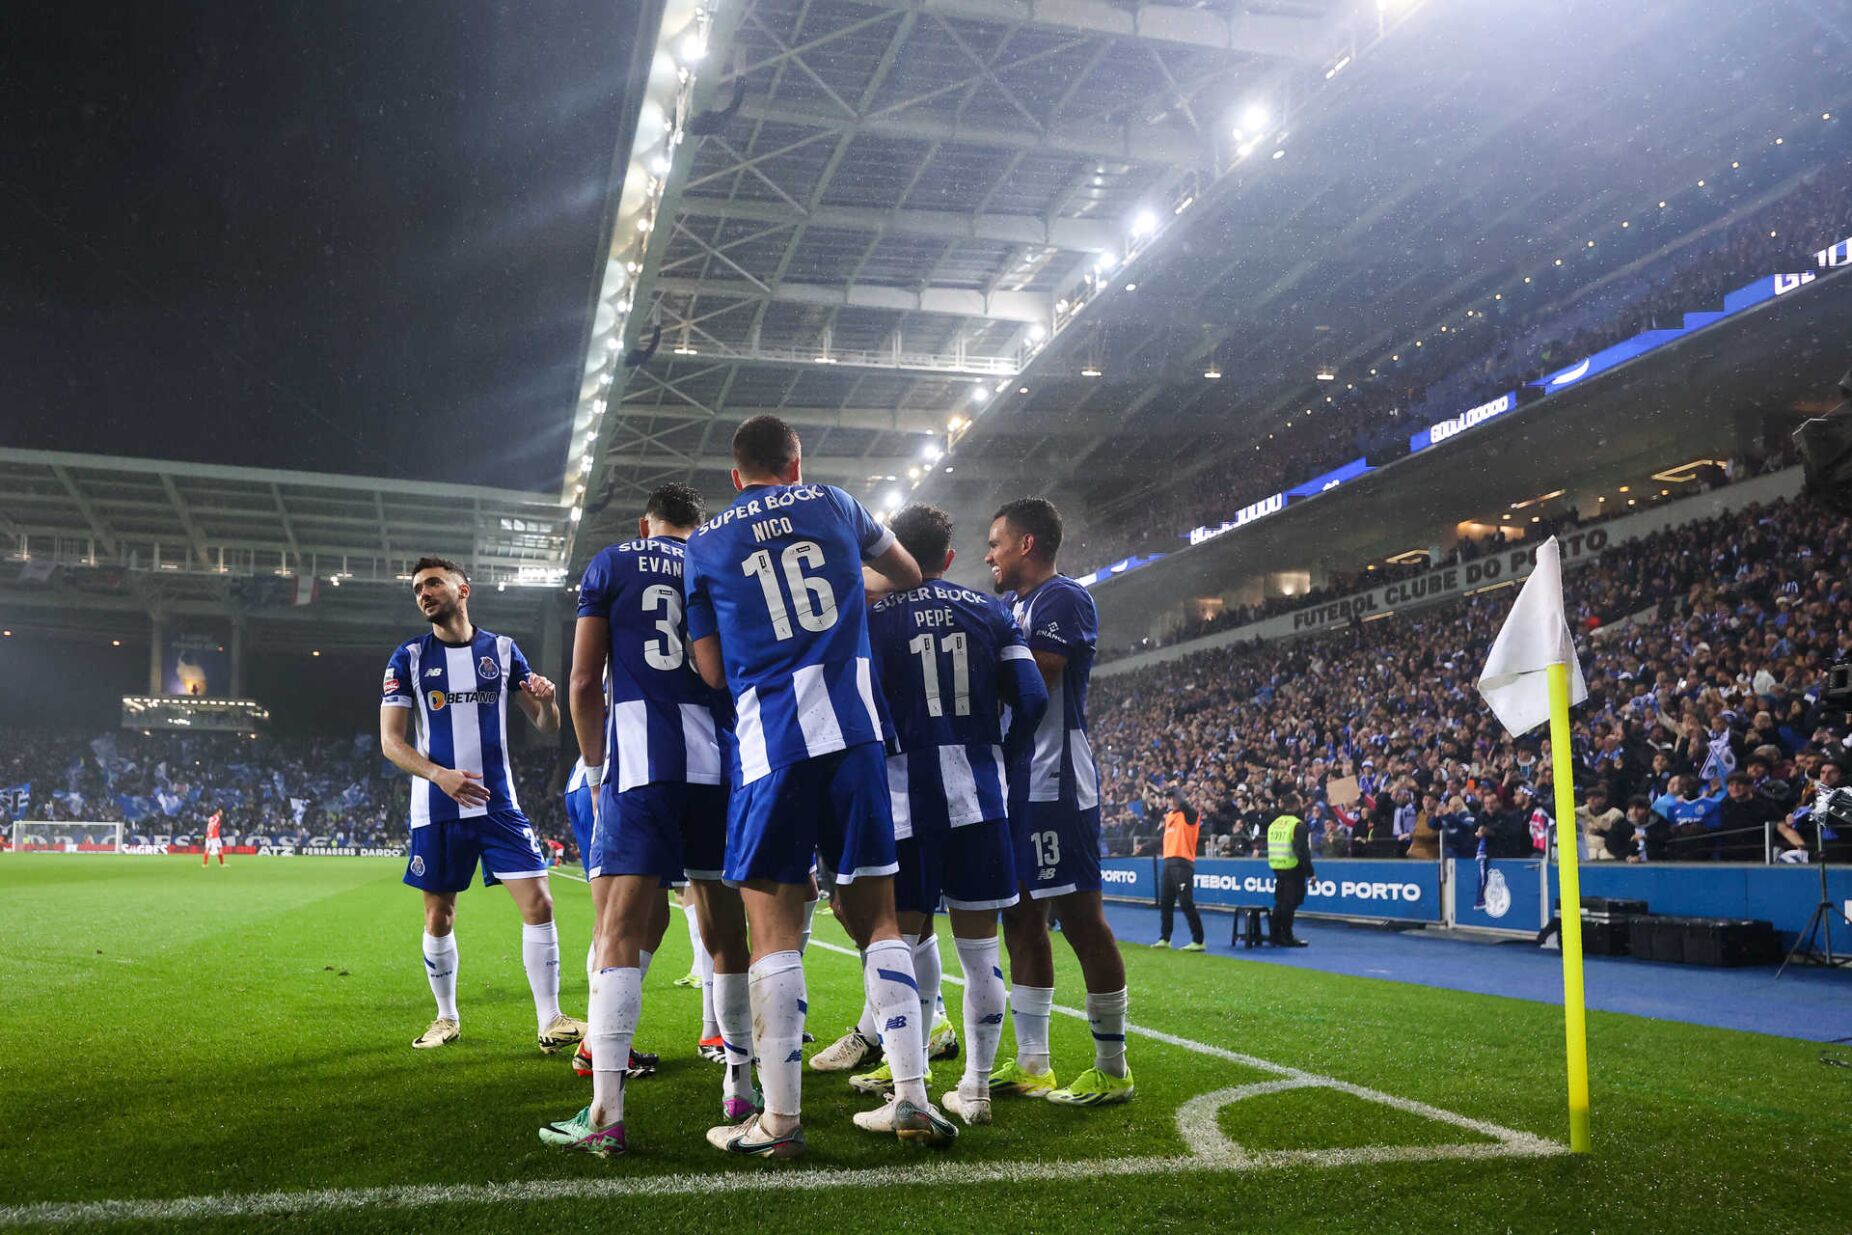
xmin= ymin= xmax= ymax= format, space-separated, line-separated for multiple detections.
xmin=848 ymin=504 xmax=1047 ymax=1126
xmin=379 ymin=556 xmax=583 ymax=1055
xmin=684 ymin=414 xmax=954 ymax=1157
xmin=984 ymin=498 xmax=1134 ymax=1108
xmin=540 ymin=484 xmax=753 ymax=1158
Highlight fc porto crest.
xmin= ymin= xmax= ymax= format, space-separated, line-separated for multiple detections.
xmin=410 ymin=854 xmax=426 ymax=876
xmin=478 ymin=655 xmax=500 ymax=680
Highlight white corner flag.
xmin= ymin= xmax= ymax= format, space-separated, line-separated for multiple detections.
xmin=1476 ymin=536 xmax=1587 ymax=736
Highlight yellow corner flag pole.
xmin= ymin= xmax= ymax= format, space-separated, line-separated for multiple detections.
xmin=1547 ymin=661 xmax=1592 ymax=1153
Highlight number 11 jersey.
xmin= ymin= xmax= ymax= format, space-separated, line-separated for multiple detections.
xmin=684 ymin=483 xmax=895 ymax=785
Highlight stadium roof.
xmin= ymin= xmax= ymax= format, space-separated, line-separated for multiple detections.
xmin=0 ymin=448 xmax=569 ymax=651
xmin=580 ymin=0 xmax=1850 ymax=583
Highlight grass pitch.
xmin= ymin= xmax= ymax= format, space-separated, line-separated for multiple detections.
xmin=0 ymin=857 xmax=1845 ymax=1233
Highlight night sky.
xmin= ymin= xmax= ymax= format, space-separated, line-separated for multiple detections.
xmin=0 ymin=2 xmax=637 ymax=493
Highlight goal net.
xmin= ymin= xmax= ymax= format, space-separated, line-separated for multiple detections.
xmin=7 ymin=821 xmax=124 ymax=853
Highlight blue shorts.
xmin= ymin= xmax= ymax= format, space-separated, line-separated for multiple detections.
xmin=726 ymin=743 xmax=897 ymax=887
xmin=590 ymin=781 xmax=728 ymax=883
xmin=896 ymin=819 xmax=1018 ymax=916
xmin=566 ymin=783 xmax=596 ymax=878
xmin=1010 ymin=801 xmax=1102 ymax=900
xmin=404 ymin=810 xmax=548 ymax=894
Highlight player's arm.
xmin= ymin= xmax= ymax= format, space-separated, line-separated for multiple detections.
xmin=569 ymin=615 xmax=610 ymax=768
xmin=867 ymin=539 xmax=922 ymax=592
xmin=835 ymin=483 xmax=921 ymax=590
xmin=690 ymin=635 xmax=726 ymax=691
xmin=1030 ymin=648 xmax=1066 ymax=695
xmin=996 ymin=629 xmax=1049 ymax=764
xmin=380 ymin=705 xmax=491 ymax=807
xmin=514 ymin=677 xmax=561 ymax=736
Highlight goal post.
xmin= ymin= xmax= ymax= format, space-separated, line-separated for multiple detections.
xmin=6 ymin=821 xmax=124 ymax=854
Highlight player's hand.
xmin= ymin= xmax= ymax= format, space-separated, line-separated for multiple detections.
xmin=523 ymin=673 xmax=557 ymax=702
xmin=435 ymin=768 xmax=492 ymax=807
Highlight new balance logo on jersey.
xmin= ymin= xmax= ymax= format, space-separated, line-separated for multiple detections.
xmin=885 ymin=1015 xmax=908 ymax=1032
xmin=426 ymin=667 xmax=443 ymax=678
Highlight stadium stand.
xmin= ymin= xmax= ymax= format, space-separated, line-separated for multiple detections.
xmin=1068 ymin=160 xmax=1852 ymax=575
xmin=1090 ymin=490 xmax=1850 ymax=865
xmin=0 ymin=730 xmax=573 ymax=854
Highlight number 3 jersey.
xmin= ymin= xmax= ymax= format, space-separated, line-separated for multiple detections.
xmin=684 ymin=483 xmax=895 ymax=785
xmin=577 ymin=535 xmax=730 ymax=793
xmin=380 ymin=628 xmax=531 ymax=827
xmin=867 ymin=578 xmax=1049 ymax=838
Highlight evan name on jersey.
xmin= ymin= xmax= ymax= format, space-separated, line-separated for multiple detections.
xmin=614 ymin=539 xmax=686 ymax=575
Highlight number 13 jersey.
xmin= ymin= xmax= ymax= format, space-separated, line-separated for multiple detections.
xmin=577 ymin=535 xmax=730 ymax=793
xmin=684 ymin=483 xmax=895 ymax=785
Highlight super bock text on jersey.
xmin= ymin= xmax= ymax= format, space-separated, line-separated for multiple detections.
xmin=868 ymin=578 xmax=1048 ymax=912
xmin=576 ymin=536 xmax=729 ymax=882
xmin=1008 ymin=574 xmax=1103 ymax=899
xmin=381 ymin=629 xmax=549 ymax=892
xmin=684 ymin=482 xmax=899 ymax=885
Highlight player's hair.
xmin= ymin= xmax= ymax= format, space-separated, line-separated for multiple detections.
xmin=732 ymin=415 xmax=800 ymax=477
xmin=645 ymin=482 xmax=706 ymax=529
xmin=890 ymin=504 xmax=953 ymax=570
xmin=993 ymin=497 xmax=1063 ymax=562
xmin=411 ymin=555 xmax=469 ymax=585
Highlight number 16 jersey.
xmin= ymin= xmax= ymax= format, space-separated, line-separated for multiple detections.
xmin=684 ymin=483 xmax=895 ymax=785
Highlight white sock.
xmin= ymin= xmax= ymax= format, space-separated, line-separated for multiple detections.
xmin=864 ymin=938 xmax=928 ymax=1104
xmin=853 ymin=949 xmax=878 ymax=1041
xmin=1086 ymin=987 xmax=1130 ymax=1078
xmin=909 ymin=933 xmax=942 ymax=1043
xmin=1011 ymin=984 xmax=1055 ymax=1074
xmin=521 ymin=920 xmax=562 ymax=1033
xmin=749 ymin=950 xmax=807 ymax=1120
xmin=422 ymin=931 xmax=458 ymax=1022
xmin=683 ymin=900 xmax=705 ymax=979
xmin=954 ymin=936 xmax=1006 ymax=1094
xmin=700 ymin=938 xmax=719 ymax=1040
xmin=714 ymin=969 xmax=754 ymax=1103
xmin=589 ymin=966 xmax=640 ymax=1126
xmin=799 ymin=897 xmax=819 ymax=955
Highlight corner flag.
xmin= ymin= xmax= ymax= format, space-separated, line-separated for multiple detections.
xmin=1477 ymin=536 xmax=1586 ymax=736
xmin=1475 ymin=535 xmax=1592 ymax=1154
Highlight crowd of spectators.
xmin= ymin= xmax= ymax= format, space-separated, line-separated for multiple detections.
xmin=0 ymin=729 xmax=574 ymax=851
xmin=1068 ymin=158 xmax=1852 ymax=577
xmin=1093 ymin=494 xmax=1851 ymax=868
xmin=1111 ymin=445 xmax=1800 ymax=658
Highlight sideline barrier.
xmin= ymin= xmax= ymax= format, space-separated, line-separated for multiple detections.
xmin=1107 ymin=855 xmax=1852 ymax=948
xmin=1102 ymin=857 xmax=1444 ymax=924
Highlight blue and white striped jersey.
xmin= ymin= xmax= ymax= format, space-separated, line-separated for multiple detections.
xmin=868 ymin=578 xmax=1048 ymax=838
xmin=577 ymin=536 xmax=728 ymax=793
xmin=1010 ymin=575 xmax=1100 ymax=809
xmin=684 ymin=483 xmax=895 ymax=785
xmin=380 ymin=628 xmax=531 ymax=828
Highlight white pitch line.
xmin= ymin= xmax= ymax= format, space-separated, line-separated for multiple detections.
xmin=0 ymin=935 xmax=1562 ymax=1229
